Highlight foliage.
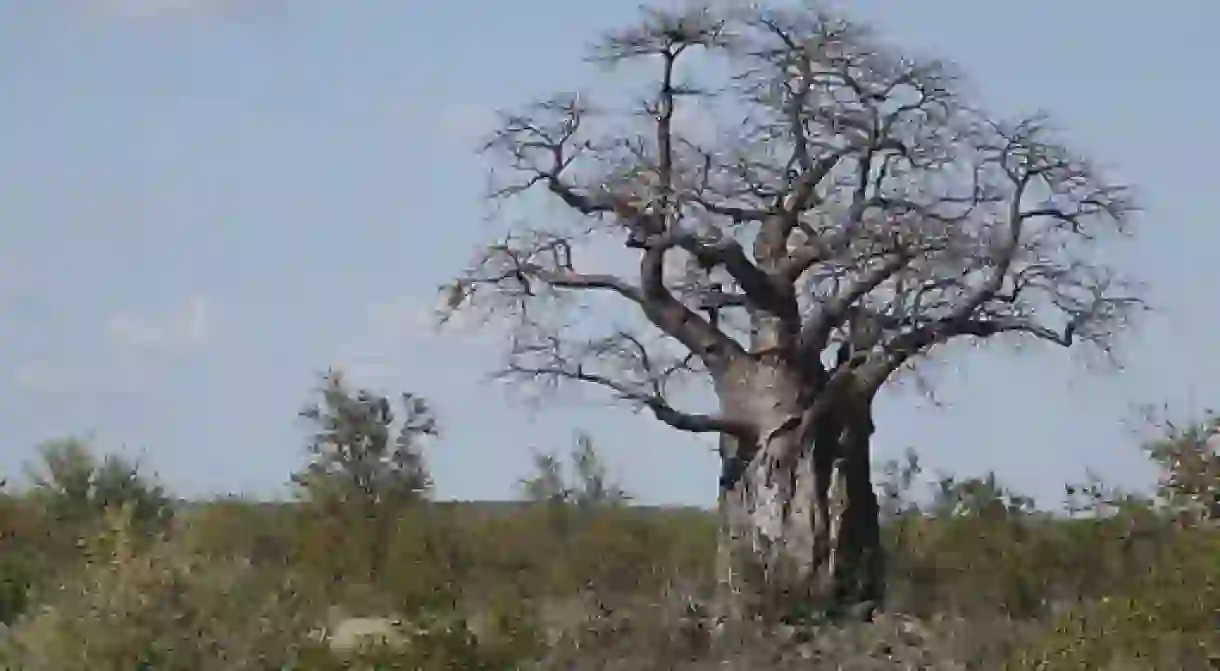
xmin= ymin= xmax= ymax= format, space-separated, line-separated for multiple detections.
xmin=3 ymin=504 xmax=324 ymax=671
xmin=0 ymin=3 xmax=1200 ymax=663
xmin=294 ymin=369 xmax=437 ymax=504
xmin=0 ymin=491 xmax=40 ymax=626
xmin=24 ymin=436 xmax=174 ymax=540
xmin=5 ymin=409 xmax=1220 ymax=669
xmin=519 ymin=432 xmax=629 ymax=507
xmin=0 ymin=438 xmax=175 ymax=629
xmin=176 ymin=496 xmax=297 ymax=566
xmin=1009 ymin=525 xmax=1220 ymax=669
xmin=292 ymin=369 xmax=438 ymax=585
xmin=1142 ymin=409 xmax=1220 ymax=525
xmin=382 ymin=505 xmax=475 ymax=615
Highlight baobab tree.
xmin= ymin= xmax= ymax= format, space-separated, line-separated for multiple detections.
xmin=442 ymin=2 xmax=1140 ymax=620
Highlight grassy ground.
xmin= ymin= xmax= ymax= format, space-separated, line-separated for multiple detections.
xmin=5 ymin=414 xmax=1220 ymax=668
xmin=3 ymin=481 xmax=1220 ymax=670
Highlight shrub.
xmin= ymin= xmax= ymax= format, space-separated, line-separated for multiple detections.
xmin=5 ymin=504 xmax=324 ymax=671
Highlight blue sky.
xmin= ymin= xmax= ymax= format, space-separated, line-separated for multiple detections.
xmin=1 ymin=0 xmax=1216 ymax=507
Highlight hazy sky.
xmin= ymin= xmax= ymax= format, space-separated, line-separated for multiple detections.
xmin=1 ymin=0 xmax=1216 ymax=507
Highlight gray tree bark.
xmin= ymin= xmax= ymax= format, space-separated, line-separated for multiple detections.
xmin=712 ymin=363 xmax=883 ymax=623
xmin=451 ymin=1 xmax=1137 ymax=630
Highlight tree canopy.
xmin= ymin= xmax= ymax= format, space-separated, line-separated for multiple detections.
xmin=444 ymin=2 xmax=1141 ymax=434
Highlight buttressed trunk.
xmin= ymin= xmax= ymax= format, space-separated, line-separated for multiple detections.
xmin=714 ymin=360 xmax=882 ymax=622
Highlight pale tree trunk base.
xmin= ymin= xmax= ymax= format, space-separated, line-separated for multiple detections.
xmin=825 ymin=406 xmax=884 ymax=619
xmin=713 ymin=412 xmax=883 ymax=626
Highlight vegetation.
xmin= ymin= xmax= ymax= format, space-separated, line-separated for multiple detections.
xmin=292 ymin=370 xmax=437 ymax=587
xmin=442 ymin=0 xmax=1140 ymax=619
xmin=4 ymin=1 xmax=1202 ymax=669
xmin=2 ymin=402 xmax=1220 ymax=668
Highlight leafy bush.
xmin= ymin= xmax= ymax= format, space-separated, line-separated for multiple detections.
xmin=25 ymin=438 xmax=174 ymax=538
xmin=4 ymin=504 xmax=324 ymax=671
xmin=0 ymin=492 xmax=41 ymax=626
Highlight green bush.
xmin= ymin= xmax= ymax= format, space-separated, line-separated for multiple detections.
xmin=4 ymin=505 xmax=324 ymax=671
xmin=1010 ymin=525 xmax=1220 ymax=669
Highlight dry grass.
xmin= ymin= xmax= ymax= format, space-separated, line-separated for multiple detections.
xmin=5 ymin=419 xmax=1220 ymax=669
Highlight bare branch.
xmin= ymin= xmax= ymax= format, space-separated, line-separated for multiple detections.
xmin=587 ymin=6 xmax=731 ymax=64
xmin=472 ymin=85 xmax=749 ymax=370
xmin=862 ymin=281 xmax=1143 ymax=391
xmin=799 ymin=247 xmax=914 ymax=353
xmin=504 ymin=331 xmax=752 ymax=437
xmin=450 ymin=1 xmax=1144 ymax=441
xmin=441 ymin=231 xmax=644 ymax=322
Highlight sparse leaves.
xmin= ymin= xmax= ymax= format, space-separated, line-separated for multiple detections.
xmin=1143 ymin=412 xmax=1220 ymax=526
xmin=519 ymin=431 xmax=631 ymax=510
xmin=294 ymin=370 xmax=437 ymax=505
xmin=24 ymin=437 xmax=173 ymax=539
xmin=293 ymin=370 xmax=439 ymax=582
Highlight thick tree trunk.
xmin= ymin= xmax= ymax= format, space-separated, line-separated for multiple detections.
xmin=822 ymin=403 xmax=883 ymax=615
xmin=716 ymin=431 xmax=824 ymax=623
xmin=714 ymin=370 xmax=883 ymax=623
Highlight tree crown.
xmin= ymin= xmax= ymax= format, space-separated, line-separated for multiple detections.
xmin=444 ymin=1 xmax=1141 ymax=436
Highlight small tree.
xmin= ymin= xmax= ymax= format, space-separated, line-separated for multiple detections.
xmin=520 ymin=451 xmax=571 ymax=508
xmin=519 ymin=432 xmax=636 ymax=594
xmin=444 ymin=1 xmax=1140 ymax=618
xmin=519 ymin=431 xmax=631 ymax=545
xmin=292 ymin=369 xmax=438 ymax=583
xmin=23 ymin=437 xmax=173 ymax=541
xmin=520 ymin=431 xmax=631 ymax=512
xmin=1142 ymin=411 xmax=1220 ymax=527
xmin=930 ymin=472 xmax=1036 ymax=520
